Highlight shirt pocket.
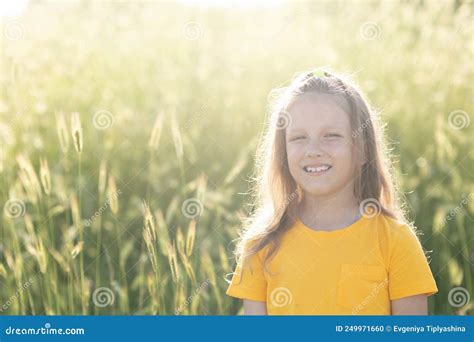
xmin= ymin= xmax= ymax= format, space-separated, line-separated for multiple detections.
xmin=336 ymin=264 xmax=388 ymax=313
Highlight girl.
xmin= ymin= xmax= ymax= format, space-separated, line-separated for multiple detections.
xmin=225 ymin=68 xmax=438 ymax=315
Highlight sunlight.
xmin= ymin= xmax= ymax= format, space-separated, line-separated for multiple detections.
xmin=177 ymin=0 xmax=283 ymax=8
xmin=0 ymin=0 xmax=29 ymax=17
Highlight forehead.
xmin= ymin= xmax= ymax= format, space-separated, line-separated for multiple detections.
xmin=286 ymin=93 xmax=351 ymax=132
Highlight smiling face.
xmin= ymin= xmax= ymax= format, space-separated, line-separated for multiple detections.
xmin=285 ymin=92 xmax=360 ymax=199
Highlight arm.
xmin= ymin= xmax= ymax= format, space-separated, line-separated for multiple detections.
xmin=243 ymin=299 xmax=267 ymax=315
xmin=391 ymin=294 xmax=428 ymax=315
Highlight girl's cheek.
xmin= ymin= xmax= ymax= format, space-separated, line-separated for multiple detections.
xmin=287 ymin=150 xmax=303 ymax=171
xmin=287 ymin=146 xmax=302 ymax=159
xmin=325 ymin=140 xmax=350 ymax=155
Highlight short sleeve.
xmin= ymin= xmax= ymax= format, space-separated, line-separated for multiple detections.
xmin=388 ymin=224 xmax=438 ymax=300
xmin=226 ymin=250 xmax=267 ymax=302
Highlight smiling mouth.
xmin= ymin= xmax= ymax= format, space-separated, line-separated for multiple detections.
xmin=303 ymin=165 xmax=332 ymax=174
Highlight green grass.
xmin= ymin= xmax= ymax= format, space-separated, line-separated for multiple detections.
xmin=0 ymin=0 xmax=472 ymax=315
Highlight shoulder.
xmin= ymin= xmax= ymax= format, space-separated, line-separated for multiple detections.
xmin=372 ymin=213 xmax=419 ymax=242
xmin=371 ymin=214 xmax=424 ymax=263
xmin=240 ymin=238 xmax=272 ymax=268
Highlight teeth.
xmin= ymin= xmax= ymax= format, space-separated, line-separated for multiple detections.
xmin=304 ymin=165 xmax=331 ymax=173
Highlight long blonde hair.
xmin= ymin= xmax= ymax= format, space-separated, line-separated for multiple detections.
xmin=235 ymin=68 xmax=407 ymax=273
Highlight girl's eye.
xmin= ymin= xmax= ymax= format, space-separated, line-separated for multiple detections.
xmin=325 ymin=133 xmax=341 ymax=138
xmin=290 ymin=136 xmax=306 ymax=142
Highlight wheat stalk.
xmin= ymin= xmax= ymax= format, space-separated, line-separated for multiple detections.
xmin=55 ymin=111 xmax=70 ymax=153
xmin=148 ymin=111 xmax=165 ymax=150
xmin=107 ymin=175 xmax=119 ymax=215
xmin=39 ymin=157 xmax=51 ymax=196
xmin=70 ymin=112 xmax=83 ymax=154
xmin=17 ymin=154 xmax=42 ymax=203
xmin=98 ymin=160 xmax=107 ymax=196
xmin=185 ymin=219 xmax=196 ymax=257
xmin=70 ymin=193 xmax=87 ymax=314
xmin=166 ymin=241 xmax=180 ymax=283
xmin=142 ymin=201 xmax=161 ymax=312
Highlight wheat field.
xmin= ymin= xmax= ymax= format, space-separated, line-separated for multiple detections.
xmin=0 ymin=0 xmax=473 ymax=315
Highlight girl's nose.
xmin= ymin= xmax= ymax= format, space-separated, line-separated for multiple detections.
xmin=306 ymin=148 xmax=323 ymax=158
xmin=305 ymin=142 xmax=324 ymax=158
xmin=305 ymin=150 xmax=322 ymax=158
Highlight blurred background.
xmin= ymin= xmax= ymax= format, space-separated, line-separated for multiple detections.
xmin=0 ymin=0 xmax=472 ymax=315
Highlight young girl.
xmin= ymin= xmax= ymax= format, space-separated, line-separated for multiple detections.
xmin=225 ymin=68 xmax=438 ymax=315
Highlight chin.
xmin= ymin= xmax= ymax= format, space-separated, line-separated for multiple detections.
xmin=301 ymin=184 xmax=335 ymax=197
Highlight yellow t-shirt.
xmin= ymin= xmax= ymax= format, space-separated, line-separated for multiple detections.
xmin=226 ymin=214 xmax=438 ymax=315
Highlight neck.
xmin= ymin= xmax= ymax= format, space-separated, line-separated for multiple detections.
xmin=298 ymin=183 xmax=361 ymax=230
